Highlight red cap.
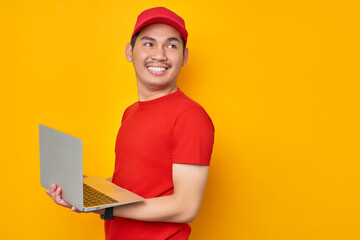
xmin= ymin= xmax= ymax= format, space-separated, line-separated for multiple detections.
xmin=131 ymin=7 xmax=188 ymax=46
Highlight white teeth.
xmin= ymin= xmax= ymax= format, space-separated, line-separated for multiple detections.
xmin=147 ymin=66 xmax=167 ymax=72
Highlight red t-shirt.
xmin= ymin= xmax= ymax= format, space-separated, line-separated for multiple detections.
xmin=105 ymin=89 xmax=215 ymax=240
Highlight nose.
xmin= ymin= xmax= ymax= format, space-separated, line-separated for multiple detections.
xmin=151 ymin=46 xmax=167 ymax=61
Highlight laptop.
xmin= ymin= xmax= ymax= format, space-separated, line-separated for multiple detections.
xmin=39 ymin=124 xmax=144 ymax=212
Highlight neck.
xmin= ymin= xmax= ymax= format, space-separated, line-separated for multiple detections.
xmin=137 ymin=85 xmax=178 ymax=102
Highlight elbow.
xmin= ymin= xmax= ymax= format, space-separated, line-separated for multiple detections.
xmin=183 ymin=213 xmax=197 ymax=223
xmin=178 ymin=207 xmax=199 ymax=223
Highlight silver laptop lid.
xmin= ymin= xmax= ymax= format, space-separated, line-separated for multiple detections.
xmin=39 ymin=124 xmax=84 ymax=211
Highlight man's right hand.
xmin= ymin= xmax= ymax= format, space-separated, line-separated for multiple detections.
xmin=45 ymin=184 xmax=81 ymax=213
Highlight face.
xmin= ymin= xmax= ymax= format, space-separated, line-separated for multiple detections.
xmin=125 ymin=23 xmax=189 ymax=93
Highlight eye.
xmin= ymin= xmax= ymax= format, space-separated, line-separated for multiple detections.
xmin=144 ymin=42 xmax=153 ymax=47
xmin=168 ymin=44 xmax=177 ymax=49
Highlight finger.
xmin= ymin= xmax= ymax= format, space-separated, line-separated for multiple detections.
xmin=46 ymin=184 xmax=57 ymax=198
xmin=50 ymin=184 xmax=57 ymax=193
xmin=59 ymin=198 xmax=73 ymax=208
xmin=54 ymin=187 xmax=65 ymax=204
xmin=47 ymin=184 xmax=57 ymax=197
xmin=54 ymin=187 xmax=73 ymax=208
xmin=71 ymin=206 xmax=81 ymax=213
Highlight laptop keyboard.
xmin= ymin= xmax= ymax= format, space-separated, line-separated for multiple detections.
xmin=83 ymin=183 xmax=118 ymax=207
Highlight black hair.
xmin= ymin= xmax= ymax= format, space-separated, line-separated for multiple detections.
xmin=130 ymin=31 xmax=186 ymax=53
xmin=130 ymin=32 xmax=139 ymax=49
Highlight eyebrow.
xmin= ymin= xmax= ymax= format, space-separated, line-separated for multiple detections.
xmin=140 ymin=36 xmax=156 ymax=41
xmin=167 ymin=37 xmax=180 ymax=43
xmin=140 ymin=36 xmax=180 ymax=43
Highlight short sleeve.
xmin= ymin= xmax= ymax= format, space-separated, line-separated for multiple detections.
xmin=121 ymin=104 xmax=136 ymax=124
xmin=172 ymin=105 xmax=215 ymax=165
xmin=121 ymin=108 xmax=130 ymax=123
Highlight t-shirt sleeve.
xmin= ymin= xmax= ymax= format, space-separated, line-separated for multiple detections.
xmin=172 ymin=105 xmax=215 ymax=166
xmin=121 ymin=107 xmax=129 ymax=123
xmin=121 ymin=104 xmax=135 ymax=123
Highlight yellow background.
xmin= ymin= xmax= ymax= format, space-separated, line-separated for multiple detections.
xmin=1 ymin=0 xmax=359 ymax=239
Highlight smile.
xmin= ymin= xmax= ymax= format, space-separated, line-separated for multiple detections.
xmin=147 ymin=66 xmax=167 ymax=72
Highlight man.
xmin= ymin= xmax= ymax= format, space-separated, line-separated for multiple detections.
xmin=46 ymin=7 xmax=214 ymax=239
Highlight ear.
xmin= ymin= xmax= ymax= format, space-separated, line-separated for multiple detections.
xmin=125 ymin=43 xmax=133 ymax=62
xmin=182 ymin=47 xmax=189 ymax=66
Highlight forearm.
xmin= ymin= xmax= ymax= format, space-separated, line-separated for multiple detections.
xmin=96 ymin=164 xmax=208 ymax=223
xmin=112 ymin=193 xmax=196 ymax=223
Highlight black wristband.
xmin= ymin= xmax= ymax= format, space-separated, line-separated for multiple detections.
xmin=100 ymin=207 xmax=115 ymax=220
